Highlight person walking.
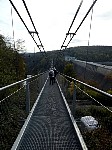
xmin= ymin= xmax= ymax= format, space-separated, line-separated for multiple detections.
xmin=53 ymin=67 xmax=58 ymax=83
xmin=49 ymin=69 xmax=54 ymax=85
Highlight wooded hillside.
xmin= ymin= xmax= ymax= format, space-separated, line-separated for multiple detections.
xmin=0 ymin=34 xmax=26 ymax=87
xmin=24 ymin=46 xmax=112 ymax=74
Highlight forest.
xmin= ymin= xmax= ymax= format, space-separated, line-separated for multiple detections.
xmin=23 ymin=45 xmax=112 ymax=74
xmin=1 ymin=34 xmax=112 ymax=89
xmin=0 ymin=34 xmax=26 ymax=100
xmin=64 ymin=46 xmax=112 ymax=62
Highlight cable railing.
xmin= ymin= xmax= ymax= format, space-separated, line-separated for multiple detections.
xmin=0 ymin=72 xmax=48 ymax=150
xmin=1 ymin=71 xmax=111 ymax=149
xmin=57 ymin=73 xmax=112 ymax=150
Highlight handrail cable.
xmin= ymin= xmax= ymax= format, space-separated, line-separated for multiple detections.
xmin=60 ymin=74 xmax=112 ymax=113
xmin=21 ymin=0 xmax=45 ymax=53
xmin=61 ymin=0 xmax=83 ymax=49
xmin=76 ymin=85 xmax=112 ymax=113
xmin=0 ymin=74 xmax=41 ymax=103
xmin=60 ymin=73 xmax=112 ymax=98
xmin=8 ymin=0 xmax=43 ymax=52
xmin=0 ymin=72 xmax=46 ymax=92
xmin=0 ymin=85 xmax=25 ymax=103
xmin=66 ymin=0 xmax=98 ymax=48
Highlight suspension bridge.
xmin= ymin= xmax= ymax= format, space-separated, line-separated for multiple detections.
xmin=1 ymin=0 xmax=112 ymax=149
xmin=10 ymin=73 xmax=86 ymax=150
xmin=1 ymin=72 xmax=112 ymax=149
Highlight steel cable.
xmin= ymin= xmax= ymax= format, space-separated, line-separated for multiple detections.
xmin=11 ymin=7 xmax=15 ymax=50
xmin=84 ymin=0 xmax=94 ymax=80
xmin=8 ymin=0 xmax=43 ymax=52
xmin=61 ymin=0 xmax=83 ymax=49
xmin=66 ymin=0 xmax=98 ymax=48
xmin=59 ymin=74 xmax=112 ymax=113
xmin=21 ymin=0 xmax=45 ymax=53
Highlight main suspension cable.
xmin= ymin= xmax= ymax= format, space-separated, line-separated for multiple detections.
xmin=61 ymin=0 xmax=83 ymax=50
xmin=57 ymin=0 xmax=83 ymax=62
xmin=21 ymin=0 xmax=45 ymax=53
xmin=66 ymin=0 xmax=98 ymax=48
xmin=8 ymin=0 xmax=43 ymax=52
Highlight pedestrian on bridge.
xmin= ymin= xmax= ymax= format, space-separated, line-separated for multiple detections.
xmin=53 ymin=67 xmax=58 ymax=83
xmin=49 ymin=68 xmax=54 ymax=85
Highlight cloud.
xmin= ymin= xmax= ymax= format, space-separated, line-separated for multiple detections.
xmin=98 ymin=10 xmax=112 ymax=20
xmin=0 ymin=19 xmax=9 ymax=26
xmin=71 ymin=38 xmax=87 ymax=43
xmin=0 ymin=0 xmax=112 ymax=52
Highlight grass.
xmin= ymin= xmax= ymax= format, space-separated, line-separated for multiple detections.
xmin=75 ymin=106 xmax=112 ymax=150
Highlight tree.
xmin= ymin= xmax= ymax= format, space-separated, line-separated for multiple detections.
xmin=0 ymin=34 xmax=26 ymax=87
xmin=15 ymin=39 xmax=26 ymax=53
xmin=63 ymin=63 xmax=76 ymax=78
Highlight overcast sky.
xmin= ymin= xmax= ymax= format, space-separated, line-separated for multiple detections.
xmin=0 ymin=0 xmax=112 ymax=53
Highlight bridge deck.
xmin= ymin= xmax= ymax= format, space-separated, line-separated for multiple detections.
xmin=12 ymin=78 xmax=84 ymax=150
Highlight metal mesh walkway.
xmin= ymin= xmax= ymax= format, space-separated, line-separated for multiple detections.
xmin=12 ymin=78 xmax=84 ymax=150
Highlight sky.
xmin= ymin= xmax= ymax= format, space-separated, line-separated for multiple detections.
xmin=0 ymin=0 xmax=112 ymax=53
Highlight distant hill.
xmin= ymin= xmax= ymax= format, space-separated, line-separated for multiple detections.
xmin=63 ymin=46 xmax=112 ymax=62
xmin=23 ymin=46 xmax=112 ymax=74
